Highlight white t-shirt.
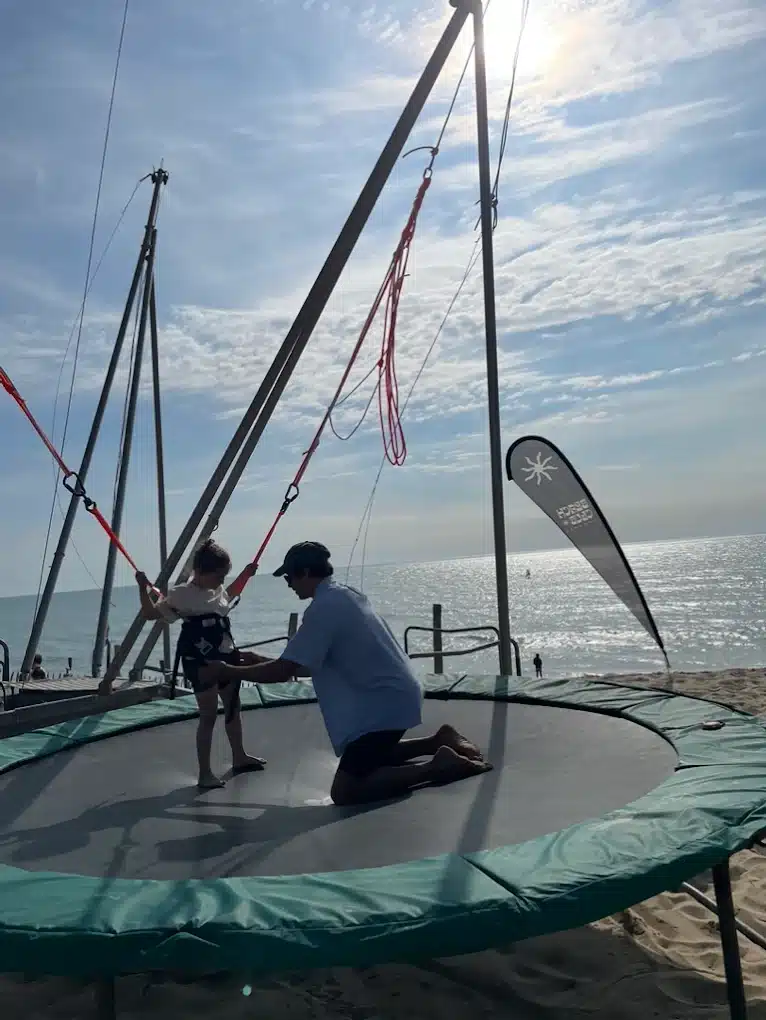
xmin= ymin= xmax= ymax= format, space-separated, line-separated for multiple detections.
xmin=155 ymin=580 xmax=232 ymax=622
xmin=281 ymin=578 xmax=423 ymax=755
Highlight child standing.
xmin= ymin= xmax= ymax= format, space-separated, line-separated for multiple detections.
xmin=136 ymin=538 xmax=266 ymax=789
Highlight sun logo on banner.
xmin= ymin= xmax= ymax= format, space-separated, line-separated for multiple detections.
xmin=522 ymin=452 xmax=557 ymax=486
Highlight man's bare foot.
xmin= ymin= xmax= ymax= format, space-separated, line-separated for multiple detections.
xmin=232 ymin=755 xmax=267 ymax=774
xmin=198 ymin=773 xmax=226 ymax=790
xmin=436 ymin=724 xmax=484 ymax=762
xmin=430 ymin=745 xmax=492 ymax=785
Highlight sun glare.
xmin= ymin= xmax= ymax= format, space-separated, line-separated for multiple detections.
xmin=483 ymin=1 xmax=561 ymax=83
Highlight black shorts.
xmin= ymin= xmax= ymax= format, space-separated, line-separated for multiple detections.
xmin=182 ymin=651 xmax=240 ymax=694
xmin=337 ymin=729 xmax=406 ymax=779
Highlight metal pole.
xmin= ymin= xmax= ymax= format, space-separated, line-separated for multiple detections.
xmin=19 ymin=173 xmax=160 ymax=680
xmin=91 ymin=233 xmax=155 ymax=675
xmin=432 ymin=603 xmax=444 ymax=673
xmin=470 ymin=0 xmax=514 ymax=676
xmin=0 ymin=639 xmax=8 ymax=686
xmin=148 ymin=276 xmax=171 ymax=674
xmin=512 ymin=639 xmax=521 ymax=676
xmin=102 ymin=2 xmax=472 ymax=688
xmin=681 ymin=880 xmax=766 ymax=953
xmin=712 ymin=862 xmax=749 ymax=1020
xmin=92 ymin=170 xmax=166 ymax=676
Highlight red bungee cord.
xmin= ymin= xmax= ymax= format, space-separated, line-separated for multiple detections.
xmin=227 ymin=169 xmax=432 ymax=598
xmin=1 ymin=365 xmax=157 ymax=590
xmin=4 ymin=162 xmax=431 ymax=603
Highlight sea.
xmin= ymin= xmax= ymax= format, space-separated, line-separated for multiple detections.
xmin=0 ymin=534 xmax=764 ymax=682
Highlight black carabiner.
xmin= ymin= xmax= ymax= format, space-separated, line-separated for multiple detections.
xmin=62 ymin=471 xmax=96 ymax=511
xmin=280 ymin=482 xmax=300 ymax=514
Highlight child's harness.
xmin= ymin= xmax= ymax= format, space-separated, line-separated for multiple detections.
xmin=169 ymin=612 xmax=241 ymax=721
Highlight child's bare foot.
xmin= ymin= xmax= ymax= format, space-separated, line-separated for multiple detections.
xmin=198 ymin=772 xmax=226 ymax=790
xmin=435 ymin=724 xmax=484 ymax=761
xmin=232 ymin=755 xmax=267 ymax=774
xmin=430 ymin=745 xmax=492 ymax=785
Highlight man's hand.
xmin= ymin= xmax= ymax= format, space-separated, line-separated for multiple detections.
xmin=239 ymin=651 xmax=271 ymax=667
xmin=135 ymin=570 xmax=150 ymax=589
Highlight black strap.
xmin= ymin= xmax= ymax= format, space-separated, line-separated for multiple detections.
xmin=171 ymin=614 xmax=242 ymax=720
xmin=169 ymin=641 xmax=183 ymax=701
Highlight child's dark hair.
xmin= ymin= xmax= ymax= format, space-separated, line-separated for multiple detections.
xmin=192 ymin=538 xmax=231 ymax=575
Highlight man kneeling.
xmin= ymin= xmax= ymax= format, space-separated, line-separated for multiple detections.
xmin=204 ymin=542 xmax=492 ymax=805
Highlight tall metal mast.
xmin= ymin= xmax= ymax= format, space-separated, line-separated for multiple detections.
xmin=20 ymin=169 xmax=168 ymax=680
xmin=464 ymin=0 xmax=514 ymax=675
xmin=92 ymin=168 xmax=167 ymax=676
xmin=148 ymin=277 xmax=172 ymax=674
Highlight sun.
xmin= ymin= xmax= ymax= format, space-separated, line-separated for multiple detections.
xmin=482 ymin=0 xmax=561 ymax=84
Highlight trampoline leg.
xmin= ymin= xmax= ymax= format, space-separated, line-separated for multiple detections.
xmin=94 ymin=977 xmax=116 ymax=1020
xmin=713 ymin=861 xmax=748 ymax=1020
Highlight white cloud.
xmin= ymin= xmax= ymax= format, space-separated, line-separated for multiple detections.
xmin=1 ymin=0 xmax=765 ymax=595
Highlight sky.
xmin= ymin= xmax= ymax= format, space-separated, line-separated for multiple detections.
xmin=0 ymin=0 xmax=764 ymax=598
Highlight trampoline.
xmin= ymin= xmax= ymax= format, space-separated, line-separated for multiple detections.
xmin=2 ymin=673 xmax=766 ymax=1020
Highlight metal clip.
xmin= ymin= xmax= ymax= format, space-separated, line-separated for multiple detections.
xmin=280 ymin=483 xmax=300 ymax=514
xmin=62 ymin=471 xmax=96 ymax=511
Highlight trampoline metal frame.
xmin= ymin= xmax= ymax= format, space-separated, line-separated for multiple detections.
xmin=711 ymin=863 xmax=748 ymax=1020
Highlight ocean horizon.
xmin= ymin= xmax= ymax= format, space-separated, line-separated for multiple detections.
xmin=1 ymin=533 xmax=764 ymax=682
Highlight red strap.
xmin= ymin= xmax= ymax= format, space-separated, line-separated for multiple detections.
xmin=1 ymin=364 xmax=151 ymax=584
xmin=1 ymin=366 xmax=71 ymax=476
xmin=228 ymin=174 xmax=430 ymax=599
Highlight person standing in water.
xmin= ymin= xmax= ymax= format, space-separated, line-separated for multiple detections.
xmin=533 ymin=653 xmax=543 ymax=678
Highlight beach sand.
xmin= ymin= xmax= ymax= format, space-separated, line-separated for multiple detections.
xmin=7 ymin=666 xmax=766 ymax=1019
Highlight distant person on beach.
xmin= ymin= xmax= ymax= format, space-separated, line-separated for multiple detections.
xmin=200 ymin=541 xmax=493 ymax=806
xmin=30 ymin=653 xmax=47 ymax=680
xmin=135 ymin=539 xmax=269 ymax=790
xmin=533 ymin=653 xmax=543 ymax=678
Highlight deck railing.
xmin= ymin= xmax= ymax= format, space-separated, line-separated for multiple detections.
xmin=0 ymin=638 xmax=8 ymax=709
xmin=403 ymin=603 xmax=522 ymax=676
xmin=239 ymin=612 xmax=299 ymax=652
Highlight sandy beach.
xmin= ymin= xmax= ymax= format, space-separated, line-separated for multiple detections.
xmin=6 ymin=666 xmax=766 ymax=1019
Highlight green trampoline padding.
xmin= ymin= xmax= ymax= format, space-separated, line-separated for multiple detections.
xmin=1 ymin=673 xmax=765 ymax=977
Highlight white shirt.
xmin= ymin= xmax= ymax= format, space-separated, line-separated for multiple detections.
xmin=155 ymin=580 xmax=232 ymax=622
xmin=281 ymin=578 xmax=423 ymax=755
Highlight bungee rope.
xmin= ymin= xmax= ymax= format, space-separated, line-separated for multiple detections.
xmin=347 ymin=0 xmax=532 ymax=585
xmin=227 ymin=156 xmax=437 ymax=599
xmin=0 ymin=365 xmax=158 ymax=592
xmin=227 ymin=1 xmax=501 ymax=600
xmin=3 ymin=157 xmax=434 ymax=607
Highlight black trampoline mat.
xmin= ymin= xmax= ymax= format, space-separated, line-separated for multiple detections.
xmin=0 ymin=699 xmax=677 ymax=880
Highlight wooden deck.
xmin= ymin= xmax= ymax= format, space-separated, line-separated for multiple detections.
xmin=6 ymin=673 xmax=158 ymax=695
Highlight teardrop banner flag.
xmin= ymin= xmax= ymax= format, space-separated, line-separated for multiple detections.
xmin=505 ymin=435 xmax=669 ymax=666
